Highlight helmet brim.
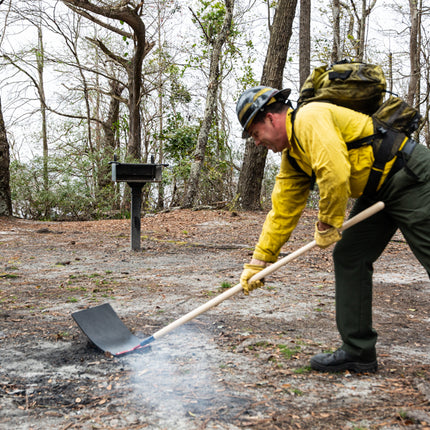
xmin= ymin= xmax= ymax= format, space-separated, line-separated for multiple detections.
xmin=276 ymin=88 xmax=291 ymax=101
xmin=241 ymin=88 xmax=291 ymax=138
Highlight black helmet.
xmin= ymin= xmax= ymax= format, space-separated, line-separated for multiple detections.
xmin=236 ymin=86 xmax=291 ymax=137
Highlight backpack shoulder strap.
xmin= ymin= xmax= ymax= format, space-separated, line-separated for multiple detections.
xmin=362 ymin=125 xmax=407 ymax=196
xmin=286 ymin=150 xmax=316 ymax=190
xmin=345 ymin=132 xmax=382 ymax=150
xmin=291 ymin=108 xmax=305 ymax=152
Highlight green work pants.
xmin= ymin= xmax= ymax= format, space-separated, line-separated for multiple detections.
xmin=333 ymin=143 xmax=430 ymax=360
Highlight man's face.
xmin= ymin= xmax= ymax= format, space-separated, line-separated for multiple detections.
xmin=248 ymin=112 xmax=289 ymax=153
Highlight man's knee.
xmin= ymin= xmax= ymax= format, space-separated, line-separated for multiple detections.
xmin=333 ymin=237 xmax=352 ymax=265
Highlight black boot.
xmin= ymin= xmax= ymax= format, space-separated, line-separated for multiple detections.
xmin=310 ymin=348 xmax=378 ymax=373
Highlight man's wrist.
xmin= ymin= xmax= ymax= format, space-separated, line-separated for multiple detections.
xmin=250 ymin=258 xmax=268 ymax=267
xmin=317 ymin=220 xmax=332 ymax=231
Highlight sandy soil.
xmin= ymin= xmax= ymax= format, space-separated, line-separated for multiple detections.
xmin=1 ymin=208 xmax=430 ymax=430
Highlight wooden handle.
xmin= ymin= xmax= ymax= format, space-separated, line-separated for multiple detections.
xmin=152 ymin=201 xmax=385 ymax=341
xmin=339 ymin=201 xmax=385 ymax=232
xmin=250 ymin=200 xmax=385 ymax=282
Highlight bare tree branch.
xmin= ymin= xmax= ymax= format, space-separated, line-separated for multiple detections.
xmin=86 ymin=37 xmax=129 ymax=68
xmin=62 ymin=0 xmax=154 ymax=159
xmin=188 ymin=7 xmax=211 ymax=43
xmin=64 ymin=3 xmax=132 ymax=38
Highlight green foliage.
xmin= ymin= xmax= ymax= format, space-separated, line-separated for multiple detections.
xmin=169 ymin=74 xmax=192 ymax=104
xmin=193 ymin=1 xmax=228 ymax=43
xmin=163 ymin=114 xmax=199 ymax=162
xmin=160 ymin=111 xmax=235 ymax=206
xmin=198 ymin=156 xmax=233 ymax=205
xmin=10 ymin=153 xmax=119 ymax=220
xmin=232 ymin=37 xmax=258 ymax=101
xmin=186 ymin=0 xmax=241 ymax=78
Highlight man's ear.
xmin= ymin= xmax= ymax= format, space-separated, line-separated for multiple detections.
xmin=265 ymin=112 xmax=274 ymax=124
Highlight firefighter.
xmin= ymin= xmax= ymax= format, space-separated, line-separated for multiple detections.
xmin=237 ymin=86 xmax=430 ymax=373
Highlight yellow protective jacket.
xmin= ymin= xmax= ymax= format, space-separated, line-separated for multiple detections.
xmin=253 ymin=102 xmax=403 ymax=263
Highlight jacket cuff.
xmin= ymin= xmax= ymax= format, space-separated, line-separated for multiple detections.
xmin=252 ymin=250 xmax=278 ymax=263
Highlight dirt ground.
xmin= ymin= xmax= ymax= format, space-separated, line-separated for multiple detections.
xmin=1 ymin=207 xmax=430 ymax=430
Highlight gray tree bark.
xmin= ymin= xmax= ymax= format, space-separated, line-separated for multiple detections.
xmin=183 ymin=0 xmax=234 ymax=208
xmin=236 ymin=0 xmax=298 ymax=210
xmin=299 ymin=0 xmax=311 ymax=88
xmin=331 ymin=0 xmax=341 ymax=63
xmin=0 ymin=98 xmax=12 ymax=217
xmin=407 ymin=0 xmax=420 ymax=107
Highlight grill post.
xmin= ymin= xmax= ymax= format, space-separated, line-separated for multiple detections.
xmin=110 ymin=157 xmax=167 ymax=251
xmin=130 ymin=183 xmax=144 ymax=251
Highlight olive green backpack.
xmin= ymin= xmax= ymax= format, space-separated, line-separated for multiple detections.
xmin=297 ymin=60 xmax=422 ymax=133
xmin=297 ymin=61 xmax=386 ymax=115
xmin=291 ymin=60 xmax=423 ymax=195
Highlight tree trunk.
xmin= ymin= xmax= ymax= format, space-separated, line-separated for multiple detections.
xmin=357 ymin=0 xmax=366 ymax=61
xmin=299 ymin=0 xmax=311 ymax=88
xmin=388 ymin=51 xmax=393 ymax=94
xmin=127 ymin=42 xmax=144 ymax=160
xmin=407 ymin=0 xmax=420 ymax=107
xmin=237 ymin=0 xmax=298 ymax=210
xmin=156 ymin=2 xmax=165 ymax=210
xmin=99 ymin=80 xmax=124 ymax=194
xmin=183 ymin=0 xmax=234 ymax=208
xmin=348 ymin=0 xmax=376 ymax=61
xmin=331 ymin=0 xmax=341 ymax=63
xmin=37 ymin=26 xmax=49 ymax=194
xmin=0 ymin=98 xmax=12 ymax=217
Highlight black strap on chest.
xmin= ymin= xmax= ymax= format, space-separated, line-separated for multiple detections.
xmin=286 ymin=151 xmax=316 ymax=190
xmin=289 ymin=109 xmax=315 ymax=189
